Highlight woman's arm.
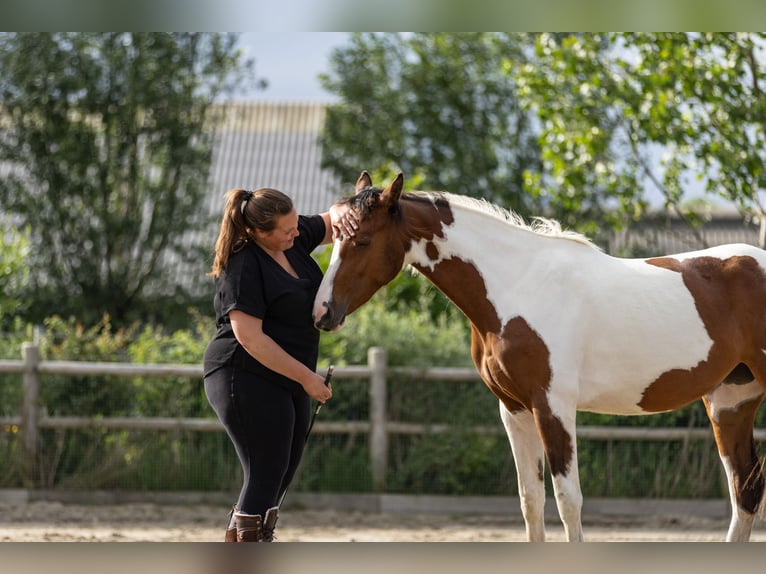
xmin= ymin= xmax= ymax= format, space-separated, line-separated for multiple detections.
xmin=230 ymin=310 xmax=332 ymax=403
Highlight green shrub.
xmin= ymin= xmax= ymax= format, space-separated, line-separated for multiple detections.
xmin=0 ymin=221 xmax=30 ymax=328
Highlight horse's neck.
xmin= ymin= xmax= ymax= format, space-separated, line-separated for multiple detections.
xmin=402 ymin=199 xmax=543 ymax=333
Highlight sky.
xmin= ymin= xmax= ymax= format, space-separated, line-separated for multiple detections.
xmin=238 ymin=32 xmax=350 ymax=101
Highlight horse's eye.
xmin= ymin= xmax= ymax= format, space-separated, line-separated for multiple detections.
xmin=353 ymin=238 xmax=371 ymax=248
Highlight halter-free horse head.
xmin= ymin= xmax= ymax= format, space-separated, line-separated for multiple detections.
xmin=314 ymin=171 xmax=407 ymax=332
xmin=313 ymin=171 xmax=766 ymax=542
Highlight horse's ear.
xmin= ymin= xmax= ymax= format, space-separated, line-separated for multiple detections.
xmin=355 ymin=171 xmax=372 ymax=194
xmin=381 ymin=173 xmax=404 ymax=208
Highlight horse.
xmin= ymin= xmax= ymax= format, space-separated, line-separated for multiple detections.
xmin=313 ymin=171 xmax=766 ymax=542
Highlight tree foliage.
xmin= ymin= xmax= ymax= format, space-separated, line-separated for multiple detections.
xmin=0 ymin=220 xmax=30 ymax=325
xmin=517 ymin=32 xmax=766 ymax=246
xmin=0 ymin=33 xmax=255 ymax=326
xmin=321 ymin=33 xmax=766 ymax=249
xmin=319 ymin=33 xmax=542 ymax=213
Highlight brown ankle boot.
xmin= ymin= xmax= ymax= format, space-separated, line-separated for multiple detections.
xmin=262 ymin=506 xmax=279 ymax=542
xmin=235 ymin=512 xmax=264 ymax=542
xmin=224 ymin=504 xmax=237 ymax=542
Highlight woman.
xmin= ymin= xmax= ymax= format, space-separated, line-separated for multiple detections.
xmin=203 ymin=187 xmax=356 ymax=542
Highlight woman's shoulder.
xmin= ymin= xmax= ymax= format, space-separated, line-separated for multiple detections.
xmin=222 ymin=243 xmax=263 ymax=275
xmin=297 ymin=214 xmax=326 ymax=249
xmin=299 ymin=213 xmax=324 ymax=230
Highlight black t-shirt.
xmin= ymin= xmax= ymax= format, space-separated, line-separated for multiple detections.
xmin=203 ymin=214 xmax=326 ymax=393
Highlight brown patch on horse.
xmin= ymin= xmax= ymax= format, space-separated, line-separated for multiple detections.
xmin=425 ymin=241 xmax=439 ymax=261
xmin=533 ymin=404 xmax=574 ymax=477
xmin=412 ymin=251 xmax=502 ymax=336
xmin=472 ymin=316 xmax=573 ymax=476
xmin=704 ymin=393 xmax=766 ymax=514
xmin=400 ymin=193 xmax=455 ymax=244
xmin=402 ymin=193 xmax=575 ymax=476
xmin=640 ymin=255 xmax=766 ymax=411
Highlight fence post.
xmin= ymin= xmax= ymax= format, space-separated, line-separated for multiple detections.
xmin=368 ymin=347 xmax=388 ymax=492
xmin=21 ymin=342 xmax=40 ymax=487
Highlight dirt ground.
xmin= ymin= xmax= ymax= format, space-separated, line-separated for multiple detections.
xmin=1 ymin=500 xmax=765 ymax=542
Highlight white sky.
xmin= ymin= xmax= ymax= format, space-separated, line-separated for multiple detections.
xmin=238 ymin=32 xmax=350 ymax=101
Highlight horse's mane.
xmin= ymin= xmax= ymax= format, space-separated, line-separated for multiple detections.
xmin=405 ymin=191 xmax=599 ymax=250
xmin=339 ymin=187 xmax=598 ymax=250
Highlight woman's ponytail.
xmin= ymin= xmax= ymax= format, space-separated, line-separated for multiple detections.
xmin=208 ymin=188 xmax=251 ymax=278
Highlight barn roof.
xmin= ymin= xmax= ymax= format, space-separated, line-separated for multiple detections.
xmin=206 ymin=102 xmax=344 ymax=217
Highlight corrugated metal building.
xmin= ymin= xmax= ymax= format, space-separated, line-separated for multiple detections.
xmin=608 ymin=213 xmax=760 ymax=257
xmin=207 ymin=102 xmax=344 ymax=216
xmin=185 ymin=102 xmax=346 ymax=296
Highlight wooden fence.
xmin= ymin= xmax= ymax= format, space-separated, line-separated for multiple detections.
xmin=2 ymin=343 xmax=764 ymax=490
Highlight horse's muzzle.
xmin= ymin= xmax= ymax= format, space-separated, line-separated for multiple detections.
xmin=314 ymin=300 xmax=348 ymax=332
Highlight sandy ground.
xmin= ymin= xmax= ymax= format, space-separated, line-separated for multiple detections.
xmin=1 ymin=500 xmax=765 ymax=542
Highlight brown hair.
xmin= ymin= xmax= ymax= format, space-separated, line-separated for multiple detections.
xmin=208 ymin=187 xmax=294 ymax=277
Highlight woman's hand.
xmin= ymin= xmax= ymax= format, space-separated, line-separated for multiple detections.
xmin=328 ymin=203 xmax=359 ymax=241
xmin=302 ymin=372 xmax=333 ymax=403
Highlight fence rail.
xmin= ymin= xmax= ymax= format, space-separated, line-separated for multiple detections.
xmin=3 ymin=342 xmax=762 ymax=490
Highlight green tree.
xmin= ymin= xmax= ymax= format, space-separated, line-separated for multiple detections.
xmin=319 ymin=33 xmax=542 ymax=213
xmin=517 ymin=33 xmax=766 ymax=246
xmin=0 ymin=33 xmax=257 ymax=326
xmin=0 ymin=219 xmax=30 ymax=326
xmin=318 ymin=32 xmax=649 ymax=244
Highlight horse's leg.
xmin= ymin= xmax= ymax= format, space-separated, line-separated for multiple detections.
xmin=703 ymin=376 xmax=765 ymax=542
xmin=531 ymin=402 xmax=583 ymax=542
xmin=499 ymin=402 xmax=547 ymax=541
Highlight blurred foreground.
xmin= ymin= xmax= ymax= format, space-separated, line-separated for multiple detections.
xmin=1 ymin=500 xmax=765 ymax=542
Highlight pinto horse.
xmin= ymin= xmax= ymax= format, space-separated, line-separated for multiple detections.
xmin=314 ymin=171 xmax=766 ymax=542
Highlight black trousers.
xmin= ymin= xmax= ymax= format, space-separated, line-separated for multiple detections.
xmin=204 ymin=365 xmax=311 ymax=516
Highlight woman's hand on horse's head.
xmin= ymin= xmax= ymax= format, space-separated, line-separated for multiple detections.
xmin=329 ymin=204 xmax=359 ymax=241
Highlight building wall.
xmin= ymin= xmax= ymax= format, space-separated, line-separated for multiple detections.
xmin=207 ymin=103 xmax=346 ymax=216
xmin=178 ymin=102 xmax=349 ymax=297
xmin=607 ymin=213 xmax=760 ymax=257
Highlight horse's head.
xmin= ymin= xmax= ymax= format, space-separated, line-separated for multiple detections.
xmin=313 ymin=171 xmax=407 ymax=331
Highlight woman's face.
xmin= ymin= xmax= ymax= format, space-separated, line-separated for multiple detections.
xmin=255 ymin=209 xmax=300 ymax=252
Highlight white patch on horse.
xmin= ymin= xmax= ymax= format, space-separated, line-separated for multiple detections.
xmin=313 ymin=238 xmax=342 ymax=321
xmin=719 ymin=455 xmax=758 ymax=541
xmin=705 ymin=379 xmax=761 ymax=423
xmin=667 ymin=242 xmax=764 ymax=262
xmin=405 ymin=193 xmax=596 ymax=272
xmin=404 ymin=195 xmax=716 ymax=414
xmin=406 ymin=236 xmax=449 ymax=271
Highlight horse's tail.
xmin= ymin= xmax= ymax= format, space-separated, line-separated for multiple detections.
xmin=756 ymin=457 xmax=766 ymax=521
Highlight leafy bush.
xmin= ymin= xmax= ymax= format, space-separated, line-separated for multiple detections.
xmin=0 ymin=221 xmax=30 ymax=328
xmin=127 ymin=311 xmax=213 ymax=418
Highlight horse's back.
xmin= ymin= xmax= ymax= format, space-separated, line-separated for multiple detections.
xmin=574 ymin=242 xmax=766 ymax=414
xmin=668 ymin=242 xmax=766 ymax=263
